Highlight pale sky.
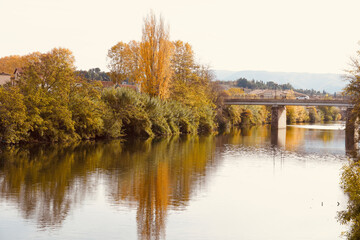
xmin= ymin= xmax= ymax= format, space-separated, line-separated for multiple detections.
xmin=1 ymin=0 xmax=360 ymax=74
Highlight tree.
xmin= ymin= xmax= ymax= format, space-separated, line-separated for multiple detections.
xmin=138 ymin=12 xmax=173 ymax=99
xmin=345 ymin=45 xmax=360 ymax=125
xmin=0 ymin=86 xmax=28 ymax=143
xmin=0 ymin=52 xmax=42 ymax=76
xmin=308 ymin=107 xmax=321 ymax=123
xmin=107 ymin=41 xmax=140 ymax=83
xmin=338 ymin=160 xmax=360 ymax=240
xmin=19 ymin=48 xmax=78 ymax=142
xmin=170 ymin=40 xmax=202 ymax=105
xmin=76 ymin=68 xmax=110 ymax=81
xmin=171 ymin=40 xmax=196 ymax=82
xmin=0 ymin=55 xmax=24 ymax=75
xmin=69 ymin=77 xmax=105 ymax=139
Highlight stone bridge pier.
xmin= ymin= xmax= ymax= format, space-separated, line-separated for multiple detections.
xmin=271 ymin=105 xmax=286 ymax=130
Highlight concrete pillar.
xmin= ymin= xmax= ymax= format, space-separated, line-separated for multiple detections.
xmin=345 ymin=108 xmax=359 ymax=152
xmin=271 ymin=105 xmax=287 ymax=129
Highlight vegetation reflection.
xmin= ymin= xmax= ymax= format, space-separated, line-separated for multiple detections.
xmin=0 ymin=136 xmax=217 ymax=239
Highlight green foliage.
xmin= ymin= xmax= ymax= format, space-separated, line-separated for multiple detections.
xmin=308 ymin=107 xmax=321 ymax=123
xmin=0 ymin=44 xmax=218 ymax=144
xmin=338 ymin=160 xmax=360 ymax=240
xmin=143 ymin=96 xmax=172 ymax=136
xmin=0 ymin=87 xmax=29 ymax=143
xmin=344 ymin=45 xmax=360 ymax=137
xmin=317 ymin=105 xmax=341 ymax=122
xmin=286 ymin=106 xmax=309 ymax=124
xmin=196 ymin=105 xmax=216 ymax=133
xmin=234 ymin=78 xmax=324 ymax=97
xmin=169 ymin=101 xmax=197 ymax=134
xmin=216 ymin=88 xmax=270 ymax=129
xmin=69 ymin=79 xmax=105 ymax=139
xmin=0 ymin=48 xmax=111 ymax=144
xmin=101 ymin=87 xmax=205 ymax=138
xmin=101 ymin=87 xmax=152 ymax=137
xmin=295 ymin=88 xmax=322 ymax=96
xmin=18 ymin=48 xmax=78 ymax=142
xmin=226 ymin=105 xmax=243 ymax=126
xmin=76 ymin=68 xmax=110 ymax=81
xmin=243 ymin=105 xmax=269 ymax=125
xmin=168 ymin=41 xmax=218 ymax=133
xmin=236 ymin=78 xmax=293 ymax=90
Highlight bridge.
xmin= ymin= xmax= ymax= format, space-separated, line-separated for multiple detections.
xmin=223 ymin=98 xmax=354 ymax=107
xmin=224 ymin=97 xmax=358 ymax=151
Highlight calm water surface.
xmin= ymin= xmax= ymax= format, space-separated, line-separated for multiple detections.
xmin=0 ymin=123 xmax=350 ymax=239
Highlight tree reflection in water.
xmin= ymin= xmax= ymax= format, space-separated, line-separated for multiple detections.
xmin=0 ymin=136 xmax=217 ymax=239
xmin=0 ymin=125 xmax=347 ymax=239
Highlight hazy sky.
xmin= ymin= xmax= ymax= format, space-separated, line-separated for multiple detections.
xmin=1 ymin=0 xmax=360 ymax=74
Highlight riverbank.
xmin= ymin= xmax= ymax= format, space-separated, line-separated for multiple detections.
xmin=0 ymin=82 xmax=344 ymax=145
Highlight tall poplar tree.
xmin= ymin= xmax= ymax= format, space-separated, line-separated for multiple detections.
xmin=138 ymin=12 xmax=173 ymax=99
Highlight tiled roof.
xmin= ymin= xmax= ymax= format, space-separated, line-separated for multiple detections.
xmin=118 ymin=84 xmax=137 ymax=90
xmin=101 ymin=81 xmax=115 ymax=88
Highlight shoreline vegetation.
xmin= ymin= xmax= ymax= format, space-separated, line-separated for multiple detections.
xmin=0 ymin=13 xmax=345 ymax=144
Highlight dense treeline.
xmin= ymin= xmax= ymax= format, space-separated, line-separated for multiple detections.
xmin=295 ymin=88 xmax=323 ymax=96
xmin=0 ymin=50 xmax=215 ymax=143
xmin=235 ymin=77 xmax=323 ymax=95
xmin=236 ymin=78 xmax=293 ymax=90
xmin=0 ymin=53 xmax=341 ymax=144
xmin=0 ymin=47 xmax=218 ymax=143
xmin=0 ymin=47 xmax=276 ymax=144
xmin=75 ymin=68 xmax=110 ymax=81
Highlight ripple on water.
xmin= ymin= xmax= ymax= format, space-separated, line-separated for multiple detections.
xmin=223 ymin=144 xmax=347 ymax=164
xmin=288 ymin=124 xmax=345 ymax=130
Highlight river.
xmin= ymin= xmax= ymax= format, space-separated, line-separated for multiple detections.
xmin=0 ymin=123 xmax=351 ymax=239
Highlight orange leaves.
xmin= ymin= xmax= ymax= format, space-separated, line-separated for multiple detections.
xmin=108 ymin=12 xmax=173 ymax=99
xmin=139 ymin=12 xmax=173 ymax=99
xmin=107 ymin=41 xmax=140 ymax=84
xmin=224 ymin=88 xmax=245 ymax=97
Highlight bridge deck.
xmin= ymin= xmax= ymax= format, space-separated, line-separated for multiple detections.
xmin=224 ymin=98 xmax=354 ymax=107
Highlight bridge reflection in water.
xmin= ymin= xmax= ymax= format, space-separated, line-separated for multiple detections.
xmin=224 ymin=97 xmax=358 ymax=152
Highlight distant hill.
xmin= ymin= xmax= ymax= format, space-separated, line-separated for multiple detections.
xmin=214 ymin=70 xmax=347 ymax=93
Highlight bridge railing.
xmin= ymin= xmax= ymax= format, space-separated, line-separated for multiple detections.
xmin=222 ymin=95 xmax=352 ymax=101
xmin=222 ymin=97 xmax=354 ymax=108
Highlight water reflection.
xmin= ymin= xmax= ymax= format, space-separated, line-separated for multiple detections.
xmin=217 ymin=125 xmax=270 ymax=147
xmin=0 ymin=123 xmax=350 ymax=239
xmin=218 ymin=124 xmax=345 ymax=155
xmin=0 ymin=136 xmax=218 ymax=239
xmin=104 ymin=136 xmax=218 ymax=239
xmin=0 ymin=143 xmax=108 ymax=229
